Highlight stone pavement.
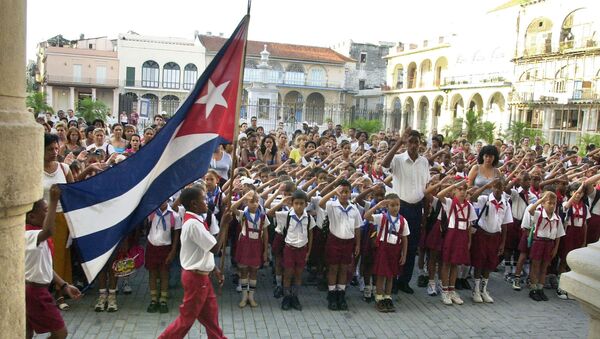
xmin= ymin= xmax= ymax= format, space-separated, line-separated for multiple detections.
xmin=45 ymin=263 xmax=588 ymax=339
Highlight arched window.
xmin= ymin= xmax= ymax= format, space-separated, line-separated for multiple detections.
xmin=285 ymin=63 xmax=305 ymax=85
xmin=525 ymin=18 xmax=553 ymax=55
xmin=308 ymin=67 xmax=326 ymax=87
xmin=183 ymin=64 xmax=198 ymax=90
xmin=161 ymin=95 xmax=181 ymax=116
xmin=142 ymin=60 xmax=159 ymax=88
xmin=163 ymin=62 xmax=180 ymax=89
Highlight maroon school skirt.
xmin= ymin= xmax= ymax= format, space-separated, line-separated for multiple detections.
xmin=442 ymin=228 xmax=470 ymax=265
xmin=426 ymin=220 xmax=444 ymax=252
xmin=559 ymin=226 xmax=585 ymax=261
xmin=360 ymin=224 xmax=376 ymax=263
xmin=505 ymin=219 xmax=522 ymax=251
xmin=309 ymin=228 xmax=326 ymax=265
xmin=283 ymin=245 xmax=309 ymax=269
xmin=518 ymin=229 xmax=530 ymax=254
xmin=470 ymin=230 xmax=501 ymax=271
xmin=26 ymin=285 xmax=65 ymax=334
xmin=325 ymin=234 xmax=355 ymax=265
xmin=587 ymin=214 xmax=600 ymax=245
xmin=235 ymin=234 xmax=263 ymax=268
xmin=145 ymin=243 xmax=172 ymax=270
xmin=373 ymin=241 xmax=402 ymax=278
xmin=530 ymin=238 xmax=556 ymax=262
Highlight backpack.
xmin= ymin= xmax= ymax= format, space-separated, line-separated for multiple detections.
xmin=585 ymin=189 xmax=600 ymax=214
xmin=282 ymin=211 xmax=312 ymax=239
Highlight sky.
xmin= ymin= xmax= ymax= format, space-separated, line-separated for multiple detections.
xmin=26 ymin=0 xmax=510 ymax=60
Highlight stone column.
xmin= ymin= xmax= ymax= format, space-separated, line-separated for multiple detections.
xmin=46 ymin=85 xmax=53 ymax=108
xmin=91 ymin=87 xmax=97 ymax=101
xmin=0 ymin=0 xmax=44 ymax=338
xmin=112 ymin=88 xmax=120 ymax=117
xmin=560 ymin=241 xmax=600 ymax=339
xmin=69 ymin=86 xmax=75 ymax=110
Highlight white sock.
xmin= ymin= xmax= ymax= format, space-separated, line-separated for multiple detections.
xmin=337 ymin=284 xmax=346 ymax=291
xmin=328 ymin=285 xmax=336 ymax=291
xmin=474 ymin=279 xmax=481 ymax=292
xmin=276 ymin=275 xmax=282 ymax=287
xmin=419 ymin=268 xmax=427 ymax=276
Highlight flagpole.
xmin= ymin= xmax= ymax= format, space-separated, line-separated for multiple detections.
xmin=219 ymin=10 xmax=251 ymax=277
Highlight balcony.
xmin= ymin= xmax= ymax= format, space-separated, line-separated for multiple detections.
xmin=242 ymin=68 xmax=343 ymax=89
xmin=442 ymin=73 xmax=507 ymax=87
xmin=559 ymin=38 xmax=598 ymax=52
xmin=46 ymin=74 xmax=118 ymax=88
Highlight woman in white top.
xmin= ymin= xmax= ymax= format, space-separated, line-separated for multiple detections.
xmin=43 ymin=133 xmax=74 ymax=310
xmin=210 ymin=144 xmax=232 ymax=185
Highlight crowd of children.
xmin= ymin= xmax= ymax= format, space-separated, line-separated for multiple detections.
xmin=31 ymin=110 xmax=600 ymax=339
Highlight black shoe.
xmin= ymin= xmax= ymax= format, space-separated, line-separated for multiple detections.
xmin=327 ymin=291 xmax=338 ymax=311
xmin=417 ymin=275 xmax=428 ymax=288
xmin=398 ymin=282 xmax=414 ymax=294
xmin=386 ymin=298 xmax=396 ymax=312
xmin=273 ymin=286 xmax=283 ymax=299
xmin=158 ymin=301 xmax=169 ymax=314
xmin=232 ymin=273 xmax=239 ymax=286
xmin=350 ymin=276 xmax=359 ymax=286
xmin=337 ymin=290 xmax=348 ymax=311
xmin=375 ymin=299 xmax=387 ymax=312
xmin=462 ymin=279 xmax=471 ymax=291
xmin=291 ymin=296 xmax=302 ymax=310
xmin=281 ymin=296 xmax=292 ymax=310
xmin=317 ymin=279 xmax=328 ymax=292
xmin=529 ymin=290 xmax=542 ymax=302
xmin=455 ymin=279 xmax=464 ymax=290
xmin=539 ymin=289 xmax=549 ymax=301
xmin=146 ymin=301 xmax=158 ymax=313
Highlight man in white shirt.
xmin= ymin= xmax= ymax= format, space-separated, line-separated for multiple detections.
xmin=25 ymin=185 xmax=81 ymax=339
xmin=159 ymin=186 xmax=226 ymax=339
xmin=382 ymin=129 xmax=431 ymax=294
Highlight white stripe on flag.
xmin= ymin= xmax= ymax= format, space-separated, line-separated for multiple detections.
xmin=65 ymin=132 xmax=218 ymax=238
xmin=81 ymin=243 xmax=119 ymax=282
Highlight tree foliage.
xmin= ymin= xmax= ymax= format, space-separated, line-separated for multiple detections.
xmin=442 ymin=109 xmax=496 ymax=144
xmin=26 ymin=92 xmax=53 ymax=116
xmin=346 ymin=118 xmax=383 ymax=134
xmin=77 ymin=98 xmax=108 ymax=124
xmin=501 ymin=121 xmax=544 ymax=145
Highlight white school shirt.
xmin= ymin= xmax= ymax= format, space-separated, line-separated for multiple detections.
xmin=43 ymin=163 xmax=69 ymax=213
xmin=387 ymin=152 xmax=431 ymax=204
xmin=176 ymin=205 xmax=219 ymax=235
xmin=179 ymin=212 xmax=217 ymax=271
xmin=147 ymin=206 xmax=182 ymax=246
xmin=236 ymin=207 xmax=270 ymax=236
xmin=308 ymin=196 xmax=325 ymax=228
xmin=440 ymin=197 xmax=477 ymax=230
xmin=476 ymin=194 xmax=513 ymax=234
xmin=521 ymin=207 xmax=565 ymax=240
xmin=325 ymin=200 xmax=362 ymax=239
xmin=510 ymin=187 xmax=535 ymax=220
xmin=275 ymin=210 xmax=316 ymax=248
xmin=561 ymin=202 xmax=590 ymax=227
xmin=587 ymin=189 xmax=600 ymax=215
xmin=372 ymin=213 xmax=410 ymax=244
xmin=25 ymin=230 xmax=54 ymax=284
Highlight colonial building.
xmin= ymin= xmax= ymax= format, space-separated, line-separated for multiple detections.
xmin=509 ymin=0 xmax=600 ymax=145
xmin=199 ymin=34 xmax=355 ymax=131
xmin=332 ymin=40 xmax=393 ymax=120
xmin=382 ymin=9 xmax=516 ymax=136
xmin=36 ymin=35 xmax=119 ymax=114
xmin=116 ymin=32 xmax=206 ymax=120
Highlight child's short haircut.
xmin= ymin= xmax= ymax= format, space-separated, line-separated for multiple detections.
xmin=542 ymin=191 xmax=557 ymax=201
xmin=259 ymin=167 xmax=271 ymax=175
xmin=180 ymin=186 xmax=204 ymax=211
xmin=281 ymin=180 xmax=297 ymax=192
xmin=292 ymin=189 xmax=308 ymax=202
xmin=384 ymin=193 xmax=400 ymax=201
xmin=205 ymin=169 xmax=220 ymax=179
xmin=338 ymin=179 xmax=352 ymax=189
xmin=276 ymin=170 xmax=287 ymax=177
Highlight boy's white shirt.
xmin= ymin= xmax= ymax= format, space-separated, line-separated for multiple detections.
xmin=561 ymin=201 xmax=591 ymax=227
xmin=324 ymin=199 xmax=363 ymax=239
xmin=521 ymin=206 xmax=566 ymax=239
xmin=147 ymin=205 xmax=181 ymax=246
xmin=25 ymin=230 xmax=53 ymax=284
xmin=179 ymin=212 xmax=216 ymax=271
xmin=476 ymin=193 xmax=513 ymax=233
xmin=177 ymin=205 xmax=219 ymax=235
xmin=275 ymin=209 xmax=316 ymax=248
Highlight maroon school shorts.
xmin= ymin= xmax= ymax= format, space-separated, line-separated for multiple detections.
xmin=26 ymin=284 xmax=65 ymax=334
xmin=283 ymin=244 xmax=309 ymax=270
xmin=518 ymin=230 xmax=530 ymax=254
xmin=529 ymin=238 xmax=556 ymax=262
xmin=325 ymin=234 xmax=355 ymax=266
xmin=373 ymin=241 xmax=402 ymax=279
xmin=442 ymin=228 xmax=470 ymax=265
xmin=560 ymin=226 xmax=585 ymax=261
xmin=426 ymin=220 xmax=444 ymax=252
xmin=470 ymin=230 xmax=502 ymax=271
xmin=145 ymin=243 xmax=172 ymax=271
xmin=271 ymin=233 xmax=284 ymax=257
xmin=587 ymin=214 xmax=600 ymax=245
xmin=505 ymin=219 xmax=522 ymax=251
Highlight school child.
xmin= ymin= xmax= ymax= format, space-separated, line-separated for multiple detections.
xmin=145 ymin=200 xmax=181 ymax=313
xmin=158 ymin=186 xmax=226 ymax=339
xmin=204 ymin=170 xmax=223 ymax=218
xmin=472 ymin=179 xmax=512 ymax=303
xmin=504 ymin=171 xmax=533 ymax=289
xmin=556 ymin=184 xmax=589 ymax=299
xmin=583 ymin=172 xmax=600 ymax=245
xmin=364 ymin=194 xmax=409 ymax=312
xmin=436 ymin=180 xmax=477 ymax=305
xmin=231 ymin=190 xmax=270 ymax=307
xmin=319 ymin=179 xmax=362 ymax=311
xmin=269 ymin=190 xmax=316 ymax=310
xmin=522 ymin=192 xmax=565 ymax=301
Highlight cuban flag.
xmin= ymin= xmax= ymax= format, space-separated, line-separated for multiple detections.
xmin=59 ymin=15 xmax=249 ymax=282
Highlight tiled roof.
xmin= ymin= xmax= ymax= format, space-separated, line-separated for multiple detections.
xmin=199 ymin=35 xmax=355 ymax=64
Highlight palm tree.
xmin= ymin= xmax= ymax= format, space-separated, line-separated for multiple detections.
xmin=77 ymin=98 xmax=108 ymax=124
xmin=26 ymin=92 xmax=53 ymax=116
xmin=464 ymin=109 xmax=482 ymax=143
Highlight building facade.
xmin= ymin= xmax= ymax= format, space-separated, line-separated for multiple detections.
xmin=116 ymin=32 xmax=206 ymax=121
xmin=510 ymin=0 xmax=600 ymax=145
xmin=382 ymin=7 xmax=517 ymax=137
xmin=36 ymin=35 xmax=119 ymax=114
xmin=199 ymin=34 xmax=355 ymax=131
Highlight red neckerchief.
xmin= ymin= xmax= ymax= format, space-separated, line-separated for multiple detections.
xmin=25 ymin=224 xmax=54 ymax=256
xmin=183 ymin=212 xmax=209 ymax=231
xmin=572 ymin=202 xmax=584 ymax=218
xmin=371 ymin=168 xmax=384 ymax=181
xmin=451 ymin=197 xmax=471 ymax=228
xmin=491 ymin=199 xmax=503 ymax=212
xmin=530 ymin=186 xmax=541 ymax=200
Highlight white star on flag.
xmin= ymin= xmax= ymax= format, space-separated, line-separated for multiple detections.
xmin=195 ymin=80 xmax=230 ymax=118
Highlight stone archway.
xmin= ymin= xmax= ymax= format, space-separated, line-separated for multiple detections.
xmin=450 ymin=93 xmax=464 ymax=119
xmin=306 ymin=92 xmax=325 ymax=125
xmin=404 ymin=96 xmax=414 ymax=128
xmin=417 ymin=96 xmax=429 ymax=131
